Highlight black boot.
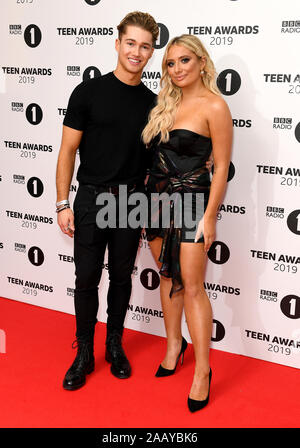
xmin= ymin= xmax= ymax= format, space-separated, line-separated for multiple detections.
xmin=105 ymin=329 xmax=131 ymax=379
xmin=63 ymin=336 xmax=95 ymax=391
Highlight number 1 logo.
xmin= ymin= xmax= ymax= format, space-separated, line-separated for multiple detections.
xmin=24 ymin=24 xmax=42 ymax=48
xmin=28 ymin=246 xmax=45 ymax=266
xmin=208 ymin=241 xmax=230 ymax=264
xmin=83 ymin=66 xmax=101 ymax=82
xmin=140 ymin=268 xmax=160 ymax=290
xmin=217 ymin=69 xmax=241 ymax=96
xmin=27 ymin=177 xmax=44 ymax=198
xmin=280 ymin=295 xmax=300 ymax=319
xmin=25 ymin=103 xmax=43 ymax=125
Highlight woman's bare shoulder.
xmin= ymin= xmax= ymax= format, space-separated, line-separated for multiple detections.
xmin=202 ymin=94 xmax=231 ymax=123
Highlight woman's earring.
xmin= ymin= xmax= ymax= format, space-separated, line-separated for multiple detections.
xmin=200 ymin=70 xmax=205 ymax=75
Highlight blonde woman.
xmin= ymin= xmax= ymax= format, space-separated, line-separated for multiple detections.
xmin=143 ymin=35 xmax=232 ymax=412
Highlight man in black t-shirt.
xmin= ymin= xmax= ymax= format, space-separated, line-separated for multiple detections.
xmin=56 ymin=12 xmax=159 ymax=390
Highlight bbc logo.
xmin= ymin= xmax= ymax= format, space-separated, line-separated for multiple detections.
xmin=282 ymin=21 xmax=300 ymax=28
xmin=273 ymin=117 xmax=292 ymax=124
xmin=266 ymin=206 xmax=284 ymax=213
xmin=260 ymin=290 xmax=278 ymax=297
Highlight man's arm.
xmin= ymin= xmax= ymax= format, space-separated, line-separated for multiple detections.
xmin=56 ymin=125 xmax=83 ymax=238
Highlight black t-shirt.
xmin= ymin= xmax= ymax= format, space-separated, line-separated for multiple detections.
xmin=63 ymin=71 xmax=156 ymax=186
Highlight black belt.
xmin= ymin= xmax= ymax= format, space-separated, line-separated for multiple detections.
xmin=81 ymin=183 xmax=140 ymax=195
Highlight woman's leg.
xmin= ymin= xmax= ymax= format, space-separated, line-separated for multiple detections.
xmin=180 ymin=242 xmax=212 ymax=400
xmin=149 ymin=237 xmax=184 ymax=369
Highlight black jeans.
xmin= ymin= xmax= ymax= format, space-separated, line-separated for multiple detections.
xmin=73 ymin=184 xmax=142 ymax=339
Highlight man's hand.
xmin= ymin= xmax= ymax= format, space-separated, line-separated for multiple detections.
xmin=57 ymin=208 xmax=75 ymax=238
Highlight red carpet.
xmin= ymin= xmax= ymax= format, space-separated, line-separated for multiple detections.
xmin=0 ymin=296 xmax=299 ymax=428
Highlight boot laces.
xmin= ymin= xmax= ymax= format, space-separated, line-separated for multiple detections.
xmin=72 ymin=339 xmax=92 ymax=364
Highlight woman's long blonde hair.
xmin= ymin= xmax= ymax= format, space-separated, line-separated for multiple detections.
xmin=142 ymin=34 xmax=220 ymax=145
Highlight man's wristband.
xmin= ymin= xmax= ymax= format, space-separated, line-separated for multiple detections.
xmin=56 ymin=199 xmax=70 ymax=207
xmin=56 ymin=205 xmax=70 ymax=213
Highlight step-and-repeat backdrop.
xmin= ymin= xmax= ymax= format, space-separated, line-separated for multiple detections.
xmin=1 ymin=0 xmax=300 ymax=368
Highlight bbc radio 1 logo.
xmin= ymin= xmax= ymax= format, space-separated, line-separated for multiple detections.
xmin=26 ymin=103 xmax=43 ymax=125
xmin=154 ymin=23 xmax=169 ymax=49
xmin=26 ymin=177 xmax=43 ymax=197
xmin=67 ymin=66 xmax=101 ymax=81
xmin=12 ymin=102 xmax=43 ymax=125
xmin=208 ymin=241 xmax=230 ymax=264
xmin=12 ymin=175 xmax=44 ymax=197
xmin=217 ymin=69 xmax=241 ymax=95
xmin=28 ymin=246 xmax=44 ymax=266
xmin=12 ymin=243 xmax=44 ymax=267
xmin=280 ymin=295 xmax=300 ymax=319
xmin=140 ymin=268 xmax=160 ymax=290
xmin=8 ymin=23 xmax=42 ymax=47
xmin=24 ymin=25 xmax=42 ymax=47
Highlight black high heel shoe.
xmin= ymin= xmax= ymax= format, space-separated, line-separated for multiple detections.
xmin=187 ymin=368 xmax=212 ymax=412
xmin=155 ymin=337 xmax=188 ymax=377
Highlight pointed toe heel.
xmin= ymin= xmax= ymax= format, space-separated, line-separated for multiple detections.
xmin=155 ymin=337 xmax=188 ymax=377
xmin=187 ymin=368 xmax=212 ymax=412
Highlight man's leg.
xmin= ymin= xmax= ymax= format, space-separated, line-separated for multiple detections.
xmin=63 ymin=185 xmax=108 ymax=390
xmin=105 ymin=225 xmax=142 ymax=378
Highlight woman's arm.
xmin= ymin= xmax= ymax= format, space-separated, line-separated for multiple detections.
xmin=201 ymin=97 xmax=233 ymax=251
